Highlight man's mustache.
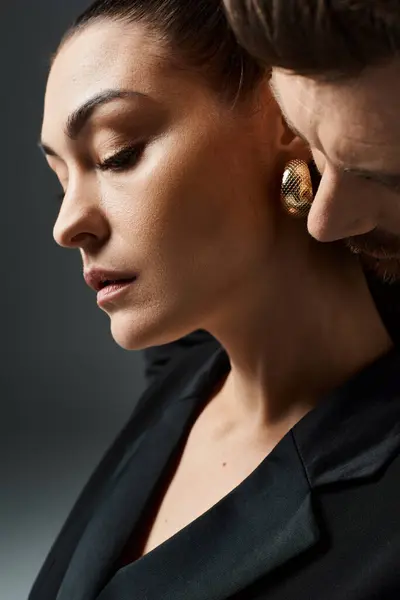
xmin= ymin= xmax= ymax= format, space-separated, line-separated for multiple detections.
xmin=345 ymin=229 xmax=400 ymax=260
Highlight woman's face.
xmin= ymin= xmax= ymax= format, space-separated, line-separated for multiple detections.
xmin=40 ymin=21 xmax=291 ymax=350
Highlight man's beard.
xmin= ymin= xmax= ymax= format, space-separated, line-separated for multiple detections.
xmin=345 ymin=229 xmax=400 ymax=283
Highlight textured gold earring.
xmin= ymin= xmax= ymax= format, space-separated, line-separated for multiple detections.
xmin=280 ymin=159 xmax=314 ymax=218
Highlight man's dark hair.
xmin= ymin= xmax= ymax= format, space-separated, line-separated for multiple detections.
xmin=224 ymin=0 xmax=400 ymax=80
xmin=58 ymin=0 xmax=264 ymax=103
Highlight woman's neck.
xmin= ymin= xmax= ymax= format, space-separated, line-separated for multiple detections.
xmin=204 ymin=226 xmax=393 ymax=434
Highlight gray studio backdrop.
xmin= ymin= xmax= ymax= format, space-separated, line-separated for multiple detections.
xmin=1 ymin=3 xmax=147 ymax=599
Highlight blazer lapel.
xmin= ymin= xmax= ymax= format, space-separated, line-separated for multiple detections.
xmin=97 ymin=431 xmax=321 ymax=600
xmin=53 ymin=344 xmax=225 ymax=600
xmin=293 ymin=346 xmax=400 ymax=487
xmin=34 ymin=340 xmax=400 ymax=600
xmin=95 ymin=348 xmax=400 ymax=600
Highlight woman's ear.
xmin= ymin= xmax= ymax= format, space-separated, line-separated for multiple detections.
xmin=278 ymin=114 xmax=312 ymax=163
xmin=247 ymin=80 xmax=312 ymax=169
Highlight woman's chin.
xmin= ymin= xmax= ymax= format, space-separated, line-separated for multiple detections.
xmin=109 ymin=318 xmax=157 ymax=351
xmin=108 ymin=311 xmax=186 ymax=351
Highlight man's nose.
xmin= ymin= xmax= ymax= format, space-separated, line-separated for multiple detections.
xmin=307 ymin=170 xmax=377 ymax=242
xmin=53 ymin=186 xmax=110 ymax=251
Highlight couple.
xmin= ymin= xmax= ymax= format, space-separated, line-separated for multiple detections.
xmin=33 ymin=1 xmax=400 ymax=599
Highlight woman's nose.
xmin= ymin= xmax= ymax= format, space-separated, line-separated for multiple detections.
xmin=53 ymin=189 xmax=110 ymax=250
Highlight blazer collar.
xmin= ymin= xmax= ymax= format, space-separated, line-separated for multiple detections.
xmin=54 ymin=345 xmax=320 ymax=600
xmin=46 ymin=344 xmax=400 ymax=600
xmin=294 ymin=346 xmax=400 ymax=487
xmin=97 ymin=433 xmax=319 ymax=600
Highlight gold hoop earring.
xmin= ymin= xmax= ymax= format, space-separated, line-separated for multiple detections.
xmin=280 ymin=159 xmax=313 ymax=218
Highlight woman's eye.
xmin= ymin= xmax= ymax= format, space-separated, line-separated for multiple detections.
xmin=52 ymin=145 xmax=144 ymax=203
xmin=97 ymin=144 xmax=145 ymax=172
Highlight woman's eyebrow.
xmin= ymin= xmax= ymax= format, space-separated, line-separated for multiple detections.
xmin=39 ymin=88 xmax=145 ymax=156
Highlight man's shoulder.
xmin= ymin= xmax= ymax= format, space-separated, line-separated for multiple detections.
xmin=366 ymin=273 xmax=400 ymax=344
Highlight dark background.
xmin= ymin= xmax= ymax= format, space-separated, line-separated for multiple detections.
xmin=1 ymin=3 xmax=146 ymax=598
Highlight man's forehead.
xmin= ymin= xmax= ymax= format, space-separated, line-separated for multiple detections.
xmin=271 ymin=66 xmax=400 ymax=153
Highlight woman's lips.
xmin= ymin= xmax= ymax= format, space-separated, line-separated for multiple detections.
xmin=97 ymin=278 xmax=137 ymax=306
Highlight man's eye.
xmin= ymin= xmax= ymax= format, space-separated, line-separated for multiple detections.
xmin=97 ymin=144 xmax=145 ymax=172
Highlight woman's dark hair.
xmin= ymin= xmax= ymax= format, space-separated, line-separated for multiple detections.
xmin=58 ymin=0 xmax=265 ymax=103
xmin=224 ymin=0 xmax=400 ymax=81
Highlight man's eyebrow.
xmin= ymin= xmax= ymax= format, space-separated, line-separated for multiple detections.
xmin=39 ymin=88 xmax=144 ymax=157
xmin=343 ymin=167 xmax=400 ymax=191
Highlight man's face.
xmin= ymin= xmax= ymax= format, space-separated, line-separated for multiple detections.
xmin=271 ymin=61 xmax=400 ymax=282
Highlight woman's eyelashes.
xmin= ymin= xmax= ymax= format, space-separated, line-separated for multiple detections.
xmin=97 ymin=142 xmax=146 ymax=172
xmin=54 ymin=143 xmax=146 ymax=203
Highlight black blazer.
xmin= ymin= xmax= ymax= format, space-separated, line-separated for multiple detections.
xmin=29 ymin=340 xmax=400 ymax=600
